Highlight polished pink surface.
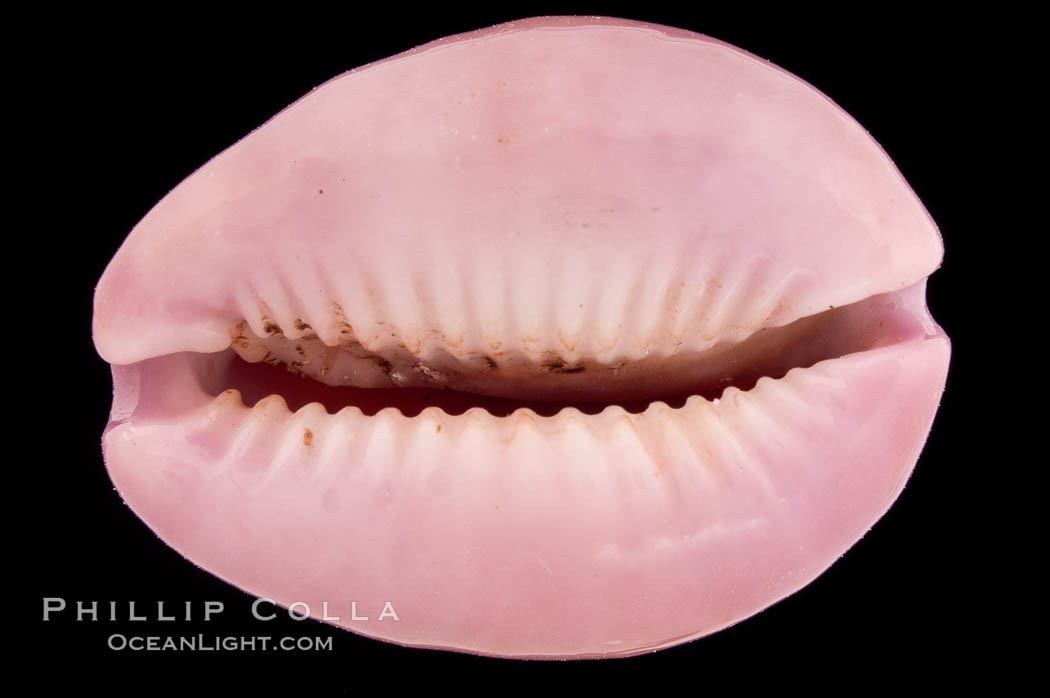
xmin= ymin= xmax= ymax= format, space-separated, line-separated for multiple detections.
xmin=94 ymin=17 xmax=940 ymax=368
xmin=93 ymin=17 xmax=949 ymax=658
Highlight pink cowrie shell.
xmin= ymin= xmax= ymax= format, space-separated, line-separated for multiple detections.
xmin=93 ymin=17 xmax=949 ymax=658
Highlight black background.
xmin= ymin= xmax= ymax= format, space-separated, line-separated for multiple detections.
xmin=25 ymin=3 xmax=991 ymax=690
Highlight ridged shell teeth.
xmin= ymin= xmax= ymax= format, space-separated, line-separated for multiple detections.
xmin=222 ymin=282 xmax=930 ymax=405
xmin=228 ymin=246 xmax=818 ymax=367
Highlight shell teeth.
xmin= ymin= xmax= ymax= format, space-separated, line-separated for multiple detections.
xmin=548 ymin=255 xmax=589 ymax=362
xmin=226 ymin=232 xmax=829 ymax=372
xmin=254 ymin=274 xmax=298 ymax=340
xmin=233 ymin=283 xmax=271 ymax=341
xmin=225 ymin=396 xmax=289 ymax=492
xmin=300 ymin=258 xmax=342 ymax=347
xmin=623 ymin=250 xmax=675 ymax=356
xmin=423 ymin=249 xmax=473 ymax=355
xmin=218 ymin=241 xmax=930 ymax=407
xmin=471 ymin=249 xmax=509 ymax=356
xmin=706 ymin=253 xmax=766 ymax=340
xmin=222 ymin=281 xmax=926 ymax=407
xmin=163 ymin=333 xmax=927 ymax=506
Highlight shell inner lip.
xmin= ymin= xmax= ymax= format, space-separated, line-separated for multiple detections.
xmin=171 ymin=280 xmax=938 ymax=419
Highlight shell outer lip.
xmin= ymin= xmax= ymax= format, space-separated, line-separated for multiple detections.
xmin=91 ymin=16 xmax=943 ymax=369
